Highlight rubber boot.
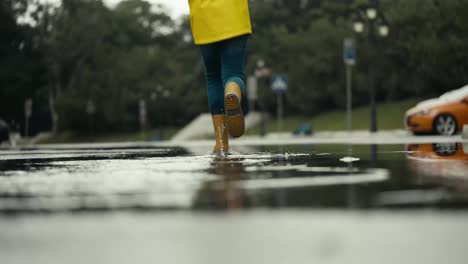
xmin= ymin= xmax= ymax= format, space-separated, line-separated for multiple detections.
xmin=224 ymin=82 xmax=245 ymax=138
xmin=212 ymin=115 xmax=229 ymax=156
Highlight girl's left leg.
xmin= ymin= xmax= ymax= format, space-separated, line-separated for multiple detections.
xmin=200 ymin=43 xmax=225 ymax=116
xmin=200 ymin=43 xmax=229 ymax=154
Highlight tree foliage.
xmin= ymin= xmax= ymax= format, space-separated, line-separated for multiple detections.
xmin=1 ymin=0 xmax=467 ymax=135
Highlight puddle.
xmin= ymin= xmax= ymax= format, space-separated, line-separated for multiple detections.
xmin=0 ymin=142 xmax=467 ymax=212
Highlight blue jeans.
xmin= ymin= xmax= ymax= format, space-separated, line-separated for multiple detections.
xmin=200 ymin=35 xmax=248 ymax=115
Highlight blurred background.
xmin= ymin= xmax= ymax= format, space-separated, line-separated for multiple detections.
xmin=1 ymin=2 xmax=468 ymax=263
xmin=1 ymin=0 xmax=468 ymax=142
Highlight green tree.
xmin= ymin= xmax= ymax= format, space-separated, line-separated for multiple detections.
xmin=0 ymin=0 xmax=46 ymax=135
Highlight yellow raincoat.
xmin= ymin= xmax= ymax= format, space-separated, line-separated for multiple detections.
xmin=188 ymin=0 xmax=252 ymax=45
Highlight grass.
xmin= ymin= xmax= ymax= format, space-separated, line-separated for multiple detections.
xmin=247 ymin=99 xmax=419 ymax=134
xmin=38 ymin=99 xmax=419 ymax=144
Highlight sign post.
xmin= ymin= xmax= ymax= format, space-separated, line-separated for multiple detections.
xmin=271 ymin=76 xmax=288 ymax=134
xmin=139 ymin=99 xmax=147 ymax=135
xmin=24 ymin=98 xmax=33 ymax=138
xmin=86 ymin=99 xmax=96 ymax=135
xmin=343 ymin=38 xmax=357 ymax=203
xmin=343 ymin=38 xmax=356 ymax=134
xmin=247 ymin=75 xmax=258 ymax=112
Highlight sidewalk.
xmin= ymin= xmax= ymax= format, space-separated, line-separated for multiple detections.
xmin=261 ymin=129 xmax=410 ymax=139
xmin=4 ymin=130 xmax=464 ymax=152
xmin=171 ymin=112 xmax=263 ymax=141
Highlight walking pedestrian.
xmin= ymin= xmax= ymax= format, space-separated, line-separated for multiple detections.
xmin=188 ymin=0 xmax=252 ymax=156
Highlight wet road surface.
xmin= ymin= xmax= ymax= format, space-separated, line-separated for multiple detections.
xmin=1 ymin=141 xmax=468 ymax=263
xmin=2 ymin=211 xmax=468 ymax=264
xmin=1 ymin=142 xmax=467 ymax=211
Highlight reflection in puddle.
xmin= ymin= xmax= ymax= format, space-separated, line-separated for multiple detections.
xmin=0 ymin=143 xmax=467 ymax=212
xmin=403 ymin=143 xmax=468 ymax=204
xmin=236 ymin=170 xmax=388 ymax=189
xmin=210 ymin=161 xmax=244 ymax=209
xmin=376 ymin=189 xmax=451 ymax=206
xmin=407 ymin=142 xmax=468 ymax=178
xmin=0 ymin=149 xmax=389 ymax=212
xmin=339 ymin=157 xmax=361 ymax=163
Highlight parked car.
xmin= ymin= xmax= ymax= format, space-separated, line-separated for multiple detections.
xmin=0 ymin=119 xmax=10 ymax=143
xmin=405 ymin=85 xmax=468 ymax=135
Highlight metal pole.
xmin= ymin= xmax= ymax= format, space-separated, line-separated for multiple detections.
xmin=139 ymin=99 xmax=147 ymax=136
xmin=346 ymin=61 xmax=355 ymax=209
xmin=346 ymin=64 xmax=353 ymax=133
xmin=371 ymin=144 xmax=378 ymax=166
xmin=24 ymin=98 xmax=32 ymax=138
xmin=259 ymin=77 xmax=266 ymax=137
xmin=25 ymin=118 xmax=29 ymax=138
xmin=368 ymin=22 xmax=377 ymax=133
xmin=88 ymin=114 xmax=92 ymax=135
xmin=277 ymin=93 xmax=283 ymax=133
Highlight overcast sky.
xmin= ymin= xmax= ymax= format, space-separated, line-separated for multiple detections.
xmin=40 ymin=0 xmax=190 ymax=18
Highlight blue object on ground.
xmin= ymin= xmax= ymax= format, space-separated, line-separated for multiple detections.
xmin=293 ymin=123 xmax=313 ymax=136
xmin=151 ymin=136 xmax=162 ymax=142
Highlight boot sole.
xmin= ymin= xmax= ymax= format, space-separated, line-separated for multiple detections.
xmin=225 ymin=93 xmax=245 ymax=138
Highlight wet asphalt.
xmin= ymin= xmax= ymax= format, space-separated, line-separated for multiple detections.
xmin=1 ymin=141 xmax=468 ymax=263
xmin=1 ymin=142 xmax=467 ymax=212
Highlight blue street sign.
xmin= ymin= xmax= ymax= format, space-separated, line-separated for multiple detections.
xmin=271 ymin=75 xmax=288 ymax=94
xmin=343 ymin=38 xmax=356 ymax=66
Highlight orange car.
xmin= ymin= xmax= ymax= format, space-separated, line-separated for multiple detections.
xmin=405 ymin=85 xmax=468 ymax=135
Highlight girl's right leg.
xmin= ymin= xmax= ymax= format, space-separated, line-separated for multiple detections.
xmin=220 ymin=35 xmax=249 ymax=138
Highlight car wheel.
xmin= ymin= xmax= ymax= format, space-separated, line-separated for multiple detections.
xmin=433 ymin=114 xmax=457 ymax=136
xmin=432 ymin=143 xmax=458 ymax=156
